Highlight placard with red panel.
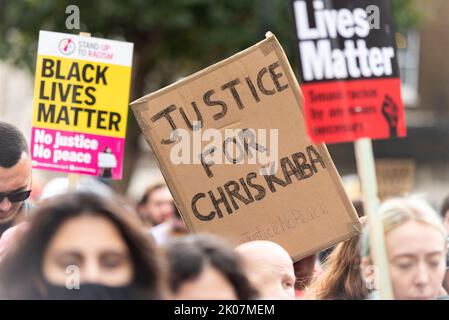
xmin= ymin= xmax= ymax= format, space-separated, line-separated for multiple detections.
xmin=291 ymin=0 xmax=406 ymax=143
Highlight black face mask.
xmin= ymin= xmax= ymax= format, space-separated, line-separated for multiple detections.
xmin=44 ymin=283 xmax=135 ymax=300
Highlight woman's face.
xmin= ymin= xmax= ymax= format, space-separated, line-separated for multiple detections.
xmin=173 ymin=265 xmax=238 ymax=300
xmin=42 ymin=214 xmax=134 ymax=287
xmin=386 ymin=220 xmax=446 ymax=300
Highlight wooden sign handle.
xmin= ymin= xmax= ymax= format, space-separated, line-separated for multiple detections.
xmin=67 ymin=31 xmax=91 ymax=192
xmin=354 ymin=138 xmax=393 ymax=299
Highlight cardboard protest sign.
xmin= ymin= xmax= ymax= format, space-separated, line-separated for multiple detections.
xmin=131 ymin=33 xmax=361 ymax=261
xmin=376 ymin=159 xmax=415 ymax=200
xmin=291 ymin=0 xmax=406 ymax=143
xmin=30 ymin=31 xmax=133 ymax=179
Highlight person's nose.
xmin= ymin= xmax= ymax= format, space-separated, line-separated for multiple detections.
xmin=0 ymin=197 xmax=12 ymax=212
xmin=414 ymin=263 xmax=431 ymax=288
xmin=82 ymin=258 xmax=102 ymax=284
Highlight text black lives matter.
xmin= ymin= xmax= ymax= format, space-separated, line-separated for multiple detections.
xmin=36 ymin=58 xmax=122 ymax=132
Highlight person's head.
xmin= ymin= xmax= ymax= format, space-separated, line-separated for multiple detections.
xmin=0 ymin=193 xmax=165 ymax=299
xmin=166 ymin=234 xmax=257 ymax=300
xmin=305 ymin=217 xmax=368 ymax=300
xmin=0 ymin=121 xmax=32 ymax=225
xmin=361 ymin=197 xmax=447 ymax=300
xmin=137 ymin=183 xmax=174 ymax=227
xmin=235 ymin=240 xmax=295 ymax=300
xmin=440 ymin=195 xmax=449 ymax=234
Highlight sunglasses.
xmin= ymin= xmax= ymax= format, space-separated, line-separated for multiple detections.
xmin=0 ymin=190 xmax=32 ymax=203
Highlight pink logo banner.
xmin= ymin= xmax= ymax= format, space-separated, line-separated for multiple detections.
xmin=31 ymin=127 xmax=124 ymax=179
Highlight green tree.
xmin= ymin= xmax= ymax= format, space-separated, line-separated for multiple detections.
xmin=391 ymin=0 xmax=421 ymax=31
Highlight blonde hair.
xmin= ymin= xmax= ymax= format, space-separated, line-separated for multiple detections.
xmin=361 ymin=196 xmax=447 ymax=258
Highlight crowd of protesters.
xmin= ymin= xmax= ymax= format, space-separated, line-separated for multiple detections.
xmin=0 ymin=120 xmax=448 ymax=300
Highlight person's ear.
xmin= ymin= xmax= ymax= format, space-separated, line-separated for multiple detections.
xmin=360 ymin=257 xmax=377 ymax=291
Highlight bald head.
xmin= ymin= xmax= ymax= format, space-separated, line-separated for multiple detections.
xmin=236 ymin=240 xmax=292 ymax=267
xmin=236 ymin=241 xmax=295 ymax=300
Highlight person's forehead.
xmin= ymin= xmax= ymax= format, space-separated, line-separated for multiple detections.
xmin=248 ymin=253 xmax=294 ymax=275
xmin=152 ymin=187 xmax=172 ymax=201
xmin=0 ymin=153 xmax=31 ymax=193
xmin=387 ymin=221 xmax=445 ymax=257
xmin=47 ymin=215 xmax=129 ymax=253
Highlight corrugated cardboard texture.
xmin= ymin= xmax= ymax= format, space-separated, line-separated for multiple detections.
xmin=131 ymin=33 xmax=361 ymax=262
